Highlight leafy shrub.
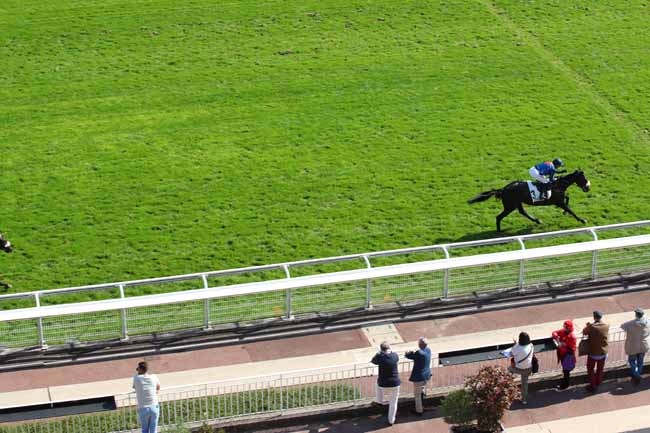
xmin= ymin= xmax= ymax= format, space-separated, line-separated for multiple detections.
xmin=465 ymin=366 xmax=519 ymax=432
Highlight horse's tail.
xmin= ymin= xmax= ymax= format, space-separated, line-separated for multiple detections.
xmin=467 ymin=189 xmax=502 ymax=204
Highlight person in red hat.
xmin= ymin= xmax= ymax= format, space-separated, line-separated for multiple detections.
xmin=552 ymin=320 xmax=577 ymax=389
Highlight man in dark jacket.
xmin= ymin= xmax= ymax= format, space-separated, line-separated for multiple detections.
xmin=405 ymin=337 xmax=432 ymax=416
xmin=582 ymin=310 xmax=609 ymax=392
xmin=371 ymin=341 xmax=400 ymax=425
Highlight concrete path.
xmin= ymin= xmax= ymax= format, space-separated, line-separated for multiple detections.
xmin=0 ymin=290 xmax=648 ymax=409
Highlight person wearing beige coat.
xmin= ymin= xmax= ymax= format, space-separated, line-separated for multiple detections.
xmin=621 ymin=308 xmax=650 ymax=386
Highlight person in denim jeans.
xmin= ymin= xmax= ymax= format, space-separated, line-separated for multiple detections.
xmin=621 ymin=308 xmax=649 ymax=386
xmin=132 ymin=361 xmax=161 ymax=433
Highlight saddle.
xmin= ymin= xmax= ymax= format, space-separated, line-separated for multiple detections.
xmin=527 ymin=181 xmax=552 ymax=202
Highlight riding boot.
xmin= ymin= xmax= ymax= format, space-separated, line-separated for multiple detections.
xmin=539 ymin=183 xmax=549 ymax=200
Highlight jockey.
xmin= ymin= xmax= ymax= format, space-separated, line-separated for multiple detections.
xmin=529 ymin=158 xmax=565 ymax=198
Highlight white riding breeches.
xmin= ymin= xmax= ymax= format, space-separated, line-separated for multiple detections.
xmin=529 ymin=167 xmax=549 ymax=184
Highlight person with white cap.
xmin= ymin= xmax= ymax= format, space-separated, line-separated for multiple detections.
xmin=621 ymin=308 xmax=650 ymax=386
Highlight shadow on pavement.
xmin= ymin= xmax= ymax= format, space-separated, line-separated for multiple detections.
xmin=509 ymin=378 xmax=647 ymax=412
xmin=254 ymin=408 xmax=449 ymax=433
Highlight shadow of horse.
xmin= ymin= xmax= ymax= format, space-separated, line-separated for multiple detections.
xmin=450 ymin=227 xmax=538 ymax=244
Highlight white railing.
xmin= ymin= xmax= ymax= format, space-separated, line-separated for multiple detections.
xmin=0 ymin=222 xmax=649 ymax=349
xmin=0 ymin=331 xmax=631 ymax=432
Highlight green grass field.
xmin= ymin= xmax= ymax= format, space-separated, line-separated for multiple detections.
xmin=1 ymin=0 xmax=650 ymax=296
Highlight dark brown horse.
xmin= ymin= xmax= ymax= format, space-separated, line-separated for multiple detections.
xmin=468 ymin=170 xmax=591 ymax=232
xmin=0 ymin=233 xmax=13 ymax=289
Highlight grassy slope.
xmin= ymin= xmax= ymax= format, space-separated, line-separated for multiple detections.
xmin=0 ymin=0 xmax=649 ymax=295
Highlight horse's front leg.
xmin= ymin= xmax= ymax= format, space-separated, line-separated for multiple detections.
xmin=0 ymin=281 xmax=11 ymax=290
xmin=559 ymin=203 xmax=586 ymax=224
xmin=563 ymin=196 xmax=571 ymax=215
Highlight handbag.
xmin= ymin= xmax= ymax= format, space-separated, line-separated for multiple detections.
xmin=531 ymin=355 xmax=539 ymax=374
xmin=578 ymin=338 xmax=589 ymax=357
xmin=561 ymin=352 xmax=576 ymax=371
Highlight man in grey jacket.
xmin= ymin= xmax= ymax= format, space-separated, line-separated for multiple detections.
xmin=621 ymin=308 xmax=650 ymax=386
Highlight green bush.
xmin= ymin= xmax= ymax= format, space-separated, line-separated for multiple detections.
xmin=441 ymin=389 xmax=475 ymax=427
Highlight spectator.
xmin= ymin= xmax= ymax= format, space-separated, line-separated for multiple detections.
xmin=582 ymin=310 xmax=609 ymax=392
xmin=132 ymin=361 xmax=161 ymax=433
xmin=508 ymin=332 xmax=534 ymax=405
xmin=405 ymin=337 xmax=432 ymax=416
xmin=621 ymin=308 xmax=649 ymax=386
xmin=371 ymin=341 xmax=401 ymax=425
xmin=552 ymin=320 xmax=577 ymax=390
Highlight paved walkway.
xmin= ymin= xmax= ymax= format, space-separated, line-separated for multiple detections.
xmin=253 ymin=377 xmax=650 ymax=433
xmin=0 ymin=290 xmax=648 ymax=409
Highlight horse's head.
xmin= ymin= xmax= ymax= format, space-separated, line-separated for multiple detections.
xmin=0 ymin=234 xmax=13 ymax=253
xmin=574 ymin=170 xmax=590 ymax=192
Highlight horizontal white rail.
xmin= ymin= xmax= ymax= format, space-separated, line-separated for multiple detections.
xmin=0 ymin=220 xmax=648 ymax=302
xmin=2 ymin=234 xmax=650 ymax=322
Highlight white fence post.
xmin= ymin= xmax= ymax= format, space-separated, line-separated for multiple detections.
xmin=119 ymin=284 xmax=128 ymax=341
xmin=282 ymin=265 xmax=294 ymax=320
xmin=517 ymin=238 xmax=526 ymax=289
xmin=34 ymin=293 xmax=46 ymax=349
xmin=590 ymin=229 xmax=599 ymax=279
xmin=363 ymin=255 xmax=373 ymax=310
xmin=202 ymin=274 xmax=211 ymax=329
xmin=441 ymin=246 xmax=450 ymax=298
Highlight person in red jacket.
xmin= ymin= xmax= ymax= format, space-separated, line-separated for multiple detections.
xmin=552 ymin=320 xmax=577 ymax=389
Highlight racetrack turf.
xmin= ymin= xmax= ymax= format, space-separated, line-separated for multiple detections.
xmin=1 ymin=0 xmax=649 ymax=298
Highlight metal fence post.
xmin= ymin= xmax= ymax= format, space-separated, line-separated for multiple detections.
xmin=362 ymin=256 xmax=373 ymax=310
xmin=279 ymin=375 xmax=285 ymax=414
xmin=202 ymin=274 xmax=211 ymax=329
xmin=118 ymin=284 xmax=129 ymax=341
xmin=516 ymin=238 xmax=526 ymax=290
xmin=590 ymin=229 xmax=599 ymax=279
xmin=282 ymin=265 xmax=294 ymax=320
xmin=34 ymin=293 xmax=47 ymax=349
xmin=441 ymin=246 xmax=450 ymax=298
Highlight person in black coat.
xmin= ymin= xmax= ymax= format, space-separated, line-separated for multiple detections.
xmin=405 ymin=337 xmax=432 ymax=415
xmin=371 ymin=341 xmax=401 ymax=425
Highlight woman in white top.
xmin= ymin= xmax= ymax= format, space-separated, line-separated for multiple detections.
xmin=508 ymin=332 xmax=534 ymax=404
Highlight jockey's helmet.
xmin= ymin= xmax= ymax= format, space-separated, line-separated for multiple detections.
xmin=552 ymin=158 xmax=563 ymax=168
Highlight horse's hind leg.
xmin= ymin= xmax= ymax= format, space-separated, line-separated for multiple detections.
xmin=0 ymin=281 xmax=11 ymax=290
xmin=496 ymin=207 xmax=515 ymax=232
xmin=518 ymin=204 xmax=541 ymax=225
